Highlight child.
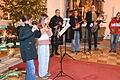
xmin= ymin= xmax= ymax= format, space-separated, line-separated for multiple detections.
xmin=37 ymin=14 xmax=52 ymax=79
xmin=109 ymin=12 xmax=120 ymax=53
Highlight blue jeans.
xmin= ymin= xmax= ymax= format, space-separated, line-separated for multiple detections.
xmin=38 ymin=45 xmax=50 ymax=77
xmin=88 ymin=28 xmax=98 ymax=49
xmin=71 ymin=31 xmax=80 ymax=52
xmin=25 ymin=60 xmax=36 ymax=80
xmin=118 ymin=35 xmax=120 ymax=42
xmin=110 ymin=34 xmax=119 ymax=50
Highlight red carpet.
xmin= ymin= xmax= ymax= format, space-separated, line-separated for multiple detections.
xmin=9 ymin=57 xmax=120 ymax=80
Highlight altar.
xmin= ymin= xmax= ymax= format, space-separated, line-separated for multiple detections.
xmin=65 ymin=0 xmax=106 ymax=42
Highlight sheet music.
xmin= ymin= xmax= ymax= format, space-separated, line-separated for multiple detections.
xmin=58 ymin=18 xmax=71 ymax=36
xmin=58 ymin=23 xmax=70 ymax=36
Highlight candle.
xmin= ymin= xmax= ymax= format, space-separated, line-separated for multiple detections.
xmin=82 ymin=7 xmax=84 ymax=17
xmin=8 ymin=13 xmax=10 ymax=20
xmin=112 ymin=6 xmax=115 ymax=17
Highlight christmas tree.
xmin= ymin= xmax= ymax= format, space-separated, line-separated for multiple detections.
xmin=0 ymin=0 xmax=47 ymax=21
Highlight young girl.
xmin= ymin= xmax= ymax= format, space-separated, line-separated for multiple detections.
xmin=37 ymin=14 xmax=52 ymax=79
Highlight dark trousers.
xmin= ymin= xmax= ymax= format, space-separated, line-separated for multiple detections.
xmin=51 ymin=36 xmax=59 ymax=54
xmin=87 ymin=28 xmax=98 ymax=49
xmin=52 ymin=43 xmax=59 ymax=54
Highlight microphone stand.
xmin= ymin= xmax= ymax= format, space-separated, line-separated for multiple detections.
xmin=80 ymin=21 xmax=88 ymax=54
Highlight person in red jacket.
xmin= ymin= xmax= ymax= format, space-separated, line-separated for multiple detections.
xmin=109 ymin=12 xmax=120 ymax=53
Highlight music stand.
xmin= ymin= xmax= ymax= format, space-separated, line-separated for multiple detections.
xmin=53 ymin=18 xmax=74 ymax=80
xmin=62 ymin=33 xmax=76 ymax=60
xmin=53 ymin=44 xmax=74 ymax=80
xmin=58 ymin=18 xmax=76 ymax=60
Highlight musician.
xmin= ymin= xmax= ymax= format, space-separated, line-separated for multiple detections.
xmin=86 ymin=5 xmax=99 ymax=51
xmin=38 ymin=14 xmax=52 ymax=79
xmin=17 ymin=14 xmax=41 ymax=80
xmin=49 ymin=9 xmax=63 ymax=57
xmin=69 ymin=9 xmax=82 ymax=54
xmin=109 ymin=12 xmax=120 ymax=53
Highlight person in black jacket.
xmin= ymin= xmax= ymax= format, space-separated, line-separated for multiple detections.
xmin=69 ymin=9 xmax=82 ymax=54
xmin=86 ymin=5 xmax=99 ymax=51
xmin=17 ymin=14 xmax=41 ymax=80
xmin=49 ymin=9 xmax=63 ymax=57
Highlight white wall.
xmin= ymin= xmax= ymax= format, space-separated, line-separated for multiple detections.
xmin=47 ymin=0 xmax=67 ymax=19
xmin=103 ymin=0 xmax=120 ymax=39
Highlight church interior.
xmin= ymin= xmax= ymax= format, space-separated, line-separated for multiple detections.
xmin=0 ymin=0 xmax=120 ymax=80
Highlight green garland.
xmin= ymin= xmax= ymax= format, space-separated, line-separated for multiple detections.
xmin=0 ymin=68 xmax=22 ymax=80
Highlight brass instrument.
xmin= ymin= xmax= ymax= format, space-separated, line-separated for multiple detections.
xmin=91 ymin=11 xmax=99 ymax=33
xmin=91 ymin=22 xmax=99 ymax=33
xmin=54 ymin=20 xmax=62 ymax=37
xmin=91 ymin=14 xmax=106 ymax=33
xmin=54 ymin=25 xmax=61 ymax=37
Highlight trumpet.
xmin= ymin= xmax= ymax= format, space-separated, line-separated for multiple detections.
xmin=91 ymin=14 xmax=106 ymax=33
xmin=91 ymin=22 xmax=99 ymax=33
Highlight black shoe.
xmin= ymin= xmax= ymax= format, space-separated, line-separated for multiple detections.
xmin=87 ymin=49 xmax=91 ymax=52
xmin=113 ymin=50 xmax=116 ymax=53
xmin=71 ymin=51 xmax=74 ymax=53
xmin=55 ymin=52 xmax=60 ymax=55
xmin=109 ymin=49 xmax=112 ymax=53
xmin=50 ymin=54 xmax=54 ymax=57
xmin=94 ymin=48 xmax=99 ymax=51
xmin=77 ymin=51 xmax=80 ymax=52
